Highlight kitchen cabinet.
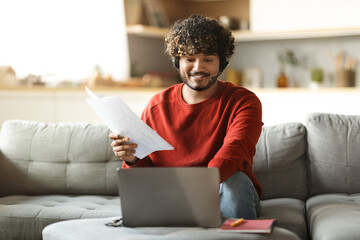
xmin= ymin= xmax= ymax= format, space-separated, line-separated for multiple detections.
xmin=0 ymin=87 xmax=159 ymax=124
xmin=124 ymin=0 xmax=250 ymax=31
xmin=2 ymin=87 xmax=360 ymax=126
xmin=250 ymin=0 xmax=360 ymax=32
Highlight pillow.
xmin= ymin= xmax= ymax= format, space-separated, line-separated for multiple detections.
xmin=253 ymin=122 xmax=307 ymax=200
xmin=0 ymin=120 xmax=120 ymax=196
xmin=306 ymin=112 xmax=360 ymax=196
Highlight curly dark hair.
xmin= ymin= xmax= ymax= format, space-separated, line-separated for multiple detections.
xmin=165 ymin=15 xmax=235 ymax=63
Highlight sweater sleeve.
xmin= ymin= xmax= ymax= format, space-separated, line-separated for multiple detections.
xmin=207 ymin=93 xmax=263 ymax=183
xmin=121 ymin=156 xmax=154 ymax=169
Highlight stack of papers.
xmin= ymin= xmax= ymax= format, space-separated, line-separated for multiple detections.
xmin=85 ymin=87 xmax=174 ymax=159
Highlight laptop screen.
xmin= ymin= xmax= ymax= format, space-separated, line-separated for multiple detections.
xmin=116 ymin=167 xmax=222 ymax=227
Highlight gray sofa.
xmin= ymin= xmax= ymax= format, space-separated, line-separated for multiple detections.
xmin=0 ymin=112 xmax=359 ymax=240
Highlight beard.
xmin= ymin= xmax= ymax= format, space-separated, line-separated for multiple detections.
xmin=180 ymin=71 xmax=218 ymax=91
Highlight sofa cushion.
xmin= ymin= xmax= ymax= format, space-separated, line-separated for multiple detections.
xmin=306 ymin=113 xmax=360 ymax=196
xmin=253 ymin=122 xmax=307 ymax=200
xmin=0 ymin=195 xmax=120 ymax=240
xmin=0 ymin=120 xmax=121 ymax=196
xmin=42 ymin=217 xmax=302 ymax=240
xmin=306 ymin=193 xmax=360 ymax=240
xmin=260 ymin=198 xmax=306 ymax=240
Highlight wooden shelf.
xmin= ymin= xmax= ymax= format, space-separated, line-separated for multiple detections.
xmin=127 ymin=24 xmax=360 ymax=41
xmin=127 ymin=25 xmax=168 ymax=38
xmin=233 ymin=27 xmax=360 ymax=42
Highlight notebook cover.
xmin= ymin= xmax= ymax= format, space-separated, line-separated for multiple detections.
xmin=219 ymin=219 xmax=277 ymax=233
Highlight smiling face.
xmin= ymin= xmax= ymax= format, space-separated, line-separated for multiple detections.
xmin=179 ymin=53 xmax=220 ymax=91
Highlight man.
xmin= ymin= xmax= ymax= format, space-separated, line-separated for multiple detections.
xmin=110 ymin=15 xmax=263 ymax=219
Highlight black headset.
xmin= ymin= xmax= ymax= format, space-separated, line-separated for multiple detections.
xmin=172 ymin=56 xmax=229 ymax=74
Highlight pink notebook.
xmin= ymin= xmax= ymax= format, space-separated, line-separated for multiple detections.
xmin=219 ymin=219 xmax=277 ymax=233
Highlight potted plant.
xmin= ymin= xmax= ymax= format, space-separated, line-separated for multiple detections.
xmin=310 ymin=67 xmax=324 ymax=89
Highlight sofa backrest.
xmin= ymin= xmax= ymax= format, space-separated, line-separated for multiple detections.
xmin=253 ymin=122 xmax=308 ymax=201
xmin=306 ymin=112 xmax=360 ymax=196
xmin=0 ymin=119 xmax=310 ymax=200
xmin=0 ymin=120 xmax=121 ymax=197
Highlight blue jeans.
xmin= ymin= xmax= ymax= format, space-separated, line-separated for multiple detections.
xmin=219 ymin=171 xmax=260 ymax=219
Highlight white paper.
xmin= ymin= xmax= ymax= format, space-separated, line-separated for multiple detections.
xmin=85 ymin=87 xmax=174 ymax=159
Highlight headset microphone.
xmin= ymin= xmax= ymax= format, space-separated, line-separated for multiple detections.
xmin=210 ymin=71 xmax=222 ymax=82
xmin=199 ymin=66 xmax=226 ymax=91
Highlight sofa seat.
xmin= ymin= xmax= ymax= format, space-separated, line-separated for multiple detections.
xmin=42 ymin=217 xmax=301 ymax=240
xmin=0 ymin=195 xmax=120 ymax=240
xmin=306 ymin=193 xmax=360 ymax=240
xmin=260 ymin=198 xmax=306 ymax=240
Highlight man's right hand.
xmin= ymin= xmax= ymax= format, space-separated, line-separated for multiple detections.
xmin=109 ymin=133 xmax=139 ymax=165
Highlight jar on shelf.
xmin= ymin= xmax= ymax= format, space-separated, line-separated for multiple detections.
xmin=276 ymin=49 xmax=298 ymax=88
xmin=277 ymin=71 xmax=288 ymax=88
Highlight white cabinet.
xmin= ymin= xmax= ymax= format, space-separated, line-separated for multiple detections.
xmin=2 ymin=88 xmax=360 ymax=126
xmin=251 ymin=0 xmax=360 ymax=32
xmin=0 ymin=89 xmax=157 ymax=125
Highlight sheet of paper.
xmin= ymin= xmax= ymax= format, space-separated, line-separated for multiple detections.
xmin=85 ymin=87 xmax=174 ymax=159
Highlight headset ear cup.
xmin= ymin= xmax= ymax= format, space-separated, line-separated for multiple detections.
xmin=172 ymin=57 xmax=180 ymax=69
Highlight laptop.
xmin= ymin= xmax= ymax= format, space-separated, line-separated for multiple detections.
xmin=116 ymin=167 xmax=222 ymax=228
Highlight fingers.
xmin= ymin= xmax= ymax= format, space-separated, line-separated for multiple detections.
xmin=109 ymin=133 xmax=130 ymax=145
xmin=114 ymin=149 xmax=137 ymax=162
xmin=113 ymin=146 xmax=137 ymax=162
xmin=112 ymin=143 xmax=138 ymax=152
xmin=109 ymin=132 xmax=121 ymax=140
xmin=111 ymin=136 xmax=137 ymax=148
xmin=109 ymin=133 xmax=138 ymax=162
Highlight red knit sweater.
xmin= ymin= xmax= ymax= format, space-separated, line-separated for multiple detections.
xmin=122 ymin=80 xmax=263 ymax=196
